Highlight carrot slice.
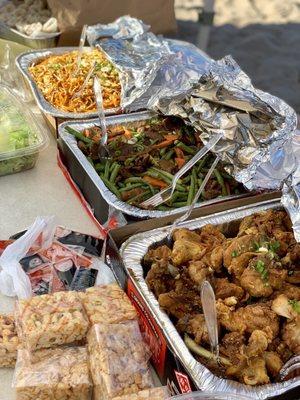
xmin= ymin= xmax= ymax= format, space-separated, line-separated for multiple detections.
xmin=143 ymin=176 xmax=168 ymax=188
xmin=163 ymin=134 xmax=179 ymax=141
xmin=175 ymin=147 xmax=185 ymax=158
xmin=153 ymin=139 xmax=176 ymax=149
xmin=124 ymin=129 xmax=132 ymax=139
xmin=175 ymin=157 xmax=186 ymax=168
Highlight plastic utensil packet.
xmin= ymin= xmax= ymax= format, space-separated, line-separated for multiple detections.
xmin=0 ymin=216 xmax=56 ymax=299
xmin=15 ymin=291 xmax=89 ymax=353
xmin=0 ymin=313 xmax=19 ymax=368
xmin=80 ymin=283 xmax=137 ymax=325
xmin=13 ymin=346 xmax=92 ymax=400
xmin=87 ymin=320 xmax=153 ymax=400
xmin=169 ymin=392 xmax=253 ymax=400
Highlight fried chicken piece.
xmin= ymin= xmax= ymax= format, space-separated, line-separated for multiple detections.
xmin=272 ymin=294 xmax=298 ymax=319
xmin=145 ymin=260 xmax=175 ymax=297
xmin=216 ymin=300 xmax=279 ymax=340
xmin=177 ymin=314 xmax=210 ymax=345
xmin=144 ymin=245 xmax=171 ymax=264
xmin=238 ymin=210 xmax=292 ymax=237
xmin=240 ymin=256 xmax=287 ymax=298
xmin=281 ymin=243 xmax=300 ymax=284
xmin=173 ymin=228 xmax=202 ymax=243
xmin=195 ymin=224 xmax=226 ymax=248
xmin=171 ymin=240 xmax=206 ymax=266
xmin=280 ymin=283 xmax=300 ymax=301
xmin=226 ymin=357 xmax=270 ymax=386
xmin=214 ymin=278 xmax=244 ymax=301
xmin=188 ymin=260 xmax=213 ymax=285
xmin=264 ymin=351 xmax=283 ymax=378
xmin=158 ymin=274 xmax=202 ymax=319
xmin=282 ymin=316 xmax=300 ymax=354
xmin=223 ymin=234 xmax=261 ymax=276
xmin=268 ymin=338 xmax=293 ymax=364
xmin=210 ymin=245 xmax=223 ymax=272
xmin=220 ymin=332 xmax=245 ymax=364
xmin=246 ymin=330 xmax=270 ymax=357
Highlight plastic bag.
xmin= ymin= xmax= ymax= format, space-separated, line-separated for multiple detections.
xmin=0 ymin=216 xmax=57 ymax=299
xmin=13 ymin=346 xmax=92 ymax=400
xmin=87 ymin=320 xmax=153 ymax=400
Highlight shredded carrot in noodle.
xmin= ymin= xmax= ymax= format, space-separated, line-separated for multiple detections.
xmin=29 ymin=49 xmax=121 ymax=113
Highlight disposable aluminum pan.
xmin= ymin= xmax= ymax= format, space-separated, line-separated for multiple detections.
xmin=58 ymin=111 xmax=252 ymax=220
xmin=15 ymin=47 xmax=122 ymax=119
xmin=120 ymin=198 xmax=300 ymax=399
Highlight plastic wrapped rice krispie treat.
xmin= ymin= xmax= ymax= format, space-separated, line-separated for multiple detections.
xmin=13 ymin=346 xmax=92 ymax=400
xmin=88 ymin=320 xmax=153 ymax=399
xmin=15 ymin=291 xmax=89 ymax=352
xmin=0 ymin=314 xmax=19 ymax=367
xmin=81 ymin=283 xmax=137 ymax=325
xmin=112 ymin=387 xmax=169 ymax=400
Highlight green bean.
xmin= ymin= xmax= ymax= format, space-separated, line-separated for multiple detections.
xmin=150 ymin=168 xmax=183 ymax=185
xmin=176 ymin=192 xmax=188 ymax=201
xmin=164 ymin=149 xmax=174 ymax=160
xmin=128 ymin=190 xmax=151 ymax=204
xmin=172 ymin=201 xmax=188 ymax=207
xmin=100 ymin=175 xmax=121 ymax=198
xmin=104 ymin=160 xmax=110 ymax=180
xmin=124 ymin=177 xmax=144 ymax=184
xmin=196 ymin=154 xmax=209 ymax=173
xmin=187 ymin=174 xmax=196 ymax=205
xmin=94 ymin=163 xmax=105 ymax=173
xmin=157 ymin=205 xmax=172 ymax=211
xmin=109 ymin=162 xmax=118 ymax=173
xmin=182 ymin=175 xmax=191 ymax=184
xmin=160 ymin=148 xmax=167 ymax=156
xmin=65 ymin=126 xmax=93 ymax=145
xmin=197 ymin=178 xmax=203 ymax=199
xmin=214 ymin=168 xmax=227 ymax=196
xmin=176 ymin=141 xmax=196 ymax=155
xmin=119 ymin=183 xmax=142 ymax=192
xmin=118 ymin=182 xmax=125 ymax=188
xmin=110 ymin=164 xmax=121 ymax=183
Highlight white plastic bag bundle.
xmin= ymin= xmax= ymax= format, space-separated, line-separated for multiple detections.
xmin=0 ymin=216 xmax=56 ymax=299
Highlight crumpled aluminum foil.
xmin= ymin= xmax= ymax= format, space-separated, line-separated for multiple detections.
xmin=87 ymin=15 xmax=150 ymax=43
xmin=88 ymin=16 xmax=172 ymax=108
xmin=146 ymin=55 xmax=298 ymax=191
xmin=87 ymin=16 xmax=297 ymax=193
xmin=120 ymin=198 xmax=300 ymax=399
xmin=281 ymin=129 xmax=300 ymax=241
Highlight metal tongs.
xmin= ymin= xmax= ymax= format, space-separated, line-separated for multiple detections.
xmin=73 ymin=24 xmax=88 ymax=76
xmin=93 ymin=76 xmax=110 ymax=161
xmin=140 ymin=133 xmax=223 ymax=209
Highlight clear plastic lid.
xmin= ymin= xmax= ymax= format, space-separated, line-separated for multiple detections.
xmin=170 ymin=392 xmax=253 ymax=400
xmin=0 ymin=85 xmax=48 ymax=161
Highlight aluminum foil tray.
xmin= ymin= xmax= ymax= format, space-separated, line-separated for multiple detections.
xmin=58 ymin=111 xmax=252 ymax=220
xmin=15 ymin=46 xmax=122 ymax=119
xmin=120 ymin=198 xmax=300 ymax=399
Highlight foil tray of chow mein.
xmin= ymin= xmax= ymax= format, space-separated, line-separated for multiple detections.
xmin=120 ymin=198 xmax=300 ymax=399
xmin=15 ymin=46 xmax=122 ymax=119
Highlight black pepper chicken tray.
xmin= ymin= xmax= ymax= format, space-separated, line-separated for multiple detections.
xmin=120 ymin=199 xmax=300 ymax=399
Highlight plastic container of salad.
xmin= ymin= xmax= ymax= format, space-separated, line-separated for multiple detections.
xmin=0 ymin=85 xmax=48 ymax=176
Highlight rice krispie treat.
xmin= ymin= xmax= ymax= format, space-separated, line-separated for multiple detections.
xmin=13 ymin=346 xmax=92 ymax=400
xmin=0 ymin=314 xmax=19 ymax=367
xmin=15 ymin=291 xmax=89 ymax=352
xmin=112 ymin=387 xmax=169 ymax=400
xmin=81 ymin=283 xmax=137 ymax=325
xmin=88 ymin=320 xmax=153 ymax=399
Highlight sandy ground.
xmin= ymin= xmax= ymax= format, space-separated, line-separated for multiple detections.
xmin=174 ymin=0 xmax=300 ymax=114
